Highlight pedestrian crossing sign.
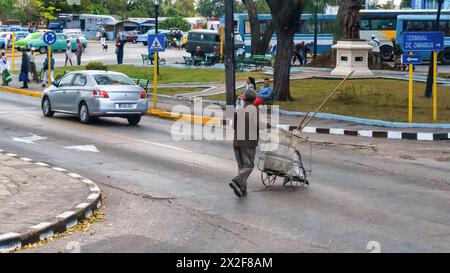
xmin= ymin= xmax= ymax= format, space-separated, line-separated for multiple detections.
xmin=148 ymin=34 xmax=165 ymax=53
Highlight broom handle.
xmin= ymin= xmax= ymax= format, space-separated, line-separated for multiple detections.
xmin=298 ymin=70 xmax=354 ymax=131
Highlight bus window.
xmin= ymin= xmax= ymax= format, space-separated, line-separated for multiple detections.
xmin=403 ymin=20 xmax=434 ymax=31
xmin=371 ymin=19 xmax=396 ymax=30
xmin=440 ymin=21 xmax=450 ymax=36
xmin=360 ymin=19 xmax=370 ymax=30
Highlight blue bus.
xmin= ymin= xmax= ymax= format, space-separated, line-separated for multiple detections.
xmin=396 ymin=14 xmax=450 ymax=64
xmin=233 ymin=10 xmax=450 ymax=60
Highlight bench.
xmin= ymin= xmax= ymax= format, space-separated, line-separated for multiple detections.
xmin=183 ymin=56 xmax=194 ymax=66
xmin=141 ymin=54 xmax=166 ymax=66
xmin=244 ymin=55 xmax=272 ymax=71
xmin=132 ymin=78 xmax=150 ymax=91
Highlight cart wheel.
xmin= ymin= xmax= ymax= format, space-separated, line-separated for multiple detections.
xmin=261 ymin=172 xmax=276 ymax=188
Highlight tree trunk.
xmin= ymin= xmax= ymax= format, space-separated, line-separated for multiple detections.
xmin=274 ymin=30 xmax=294 ymax=101
xmin=266 ymin=0 xmax=302 ymax=101
xmin=242 ymin=0 xmax=275 ymax=55
xmin=335 ymin=0 xmax=349 ymax=42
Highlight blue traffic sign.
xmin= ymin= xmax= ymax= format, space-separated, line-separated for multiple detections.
xmin=43 ymin=31 xmax=57 ymax=46
xmin=402 ymin=54 xmax=422 ymax=65
xmin=148 ymin=34 xmax=165 ymax=53
xmin=402 ymin=31 xmax=444 ymax=52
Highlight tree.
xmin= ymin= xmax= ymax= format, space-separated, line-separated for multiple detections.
xmin=241 ymin=0 xmax=275 ymax=56
xmin=266 ymin=0 xmax=303 ymax=101
xmin=196 ymin=0 xmax=224 ymax=18
xmin=173 ymin=0 xmax=196 ymax=17
xmin=400 ymin=0 xmax=412 ymax=8
xmin=335 ymin=0 xmax=349 ymax=41
xmin=160 ymin=16 xmax=191 ymax=31
xmin=0 ymin=0 xmax=15 ymax=22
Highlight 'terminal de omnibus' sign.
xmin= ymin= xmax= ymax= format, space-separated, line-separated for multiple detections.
xmin=402 ymin=31 xmax=445 ymax=52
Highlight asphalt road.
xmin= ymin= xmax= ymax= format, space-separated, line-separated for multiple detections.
xmin=1 ymin=92 xmax=450 ymax=252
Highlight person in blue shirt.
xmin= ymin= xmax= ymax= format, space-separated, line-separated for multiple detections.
xmin=42 ymin=53 xmax=55 ymax=87
xmin=253 ymin=78 xmax=273 ymax=107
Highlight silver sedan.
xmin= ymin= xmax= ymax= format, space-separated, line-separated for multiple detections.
xmin=41 ymin=70 xmax=149 ymax=125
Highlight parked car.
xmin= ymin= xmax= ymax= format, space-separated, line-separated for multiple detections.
xmin=122 ymin=30 xmax=139 ymax=44
xmin=27 ymin=33 xmax=88 ymax=54
xmin=186 ymin=29 xmax=244 ymax=54
xmin=15 ymin=32 xmax=44 ymax=49
xmin=41 ymin=71 xmax=148 ymax=125
xmin=137 ymin=29 xmax=171 ymax=46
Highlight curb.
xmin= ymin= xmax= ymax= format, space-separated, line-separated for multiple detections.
xmin=0 ymin=86 xmax=42 ymax=98
xmin=276 ymin=125 xmax=450 ymax=141
xmin=0 ymin=150 xmax=102 ymax=253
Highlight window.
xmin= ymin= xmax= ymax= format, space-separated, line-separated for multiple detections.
xmin=245 ymin=20 xmax=251 ymax=34
xmin=371 ymin=19 xmax=396 ymax=30
xmin=94 ymin=74 xmax=134 ymax=86
xmin=72 ymin=74 xmax=87 ymax=87
xmin=403 ymin=20 xmax=434 ymax=31
xmin=360 ymin=19 xmax=371 ymax=30
xmin=58 ymin=74 xmax=74 ymax=87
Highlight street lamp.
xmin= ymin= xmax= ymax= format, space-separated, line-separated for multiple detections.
xmin=153 ymin=0 xmax=162 ymax=74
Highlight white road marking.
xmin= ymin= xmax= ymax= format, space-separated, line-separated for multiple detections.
xmin=64 ymin=145 xmax=99 ymax=153
xmin=12 ymin=134 xmax=47 ymax=144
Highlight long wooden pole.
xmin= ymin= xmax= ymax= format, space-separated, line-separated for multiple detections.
xmin=298 ymin=71 xmax=355 ymax=130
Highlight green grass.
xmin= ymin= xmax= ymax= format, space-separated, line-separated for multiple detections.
xmin=205 ymin=78 xmax=450 ymax=123
xmin=54 ymin=65 xmax=266 ymax=84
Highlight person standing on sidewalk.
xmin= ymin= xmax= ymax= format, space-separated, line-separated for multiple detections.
xmin=0 ymin=52 xmax=12 ymax=86
xmin=115 ymin=33 xmax=125 ymax=64
xmin=368 ymin=35 xmax=380 ymax=69
xmin=42 ymin=53 xmax=55 ymax=87
xmin=65 ymin=40 xmax=73 ymax=66
xmin=29 ymin=48 xmax=39 ymax=83
xmin=76 ymin=39 xmax=84 ymax=66
xmin=4 ymin=33 xmax=10 ymax=51
xmin=230 ymin=89 xmax=259 ymax=198
xmin=19 ymin=47 xmax=30 ymax=89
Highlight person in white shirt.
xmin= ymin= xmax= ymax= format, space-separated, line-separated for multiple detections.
xmin=4 ymin=33 xmax=11 ymax=50
xmin=368 ymin=34 xmax=380 ymax=69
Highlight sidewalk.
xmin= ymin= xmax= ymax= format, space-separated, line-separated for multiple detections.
xmin=0 ymin=150 xmax=101 ymax=252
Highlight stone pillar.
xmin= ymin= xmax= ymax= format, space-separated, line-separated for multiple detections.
xmin=331 ymin=40 xmax=373 ymax=77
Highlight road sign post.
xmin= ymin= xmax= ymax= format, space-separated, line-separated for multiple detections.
xmin=43 ymin=31 xmax=57 ymax=87
xmin=148 ymin=34 xmax=165 ymax=108
xmin=11 ymin=32 xmax=15 ymax=72
xmin=402 ymin=31 xmax=444 ymax=122
xmin=408 ymin=52 xmax=414 ymax=123
xmin=433 ymin=51 xmax=438 ymax=121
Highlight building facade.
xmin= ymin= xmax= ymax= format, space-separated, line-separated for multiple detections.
xmin=411 ymin=0 xmax=450 ymax=9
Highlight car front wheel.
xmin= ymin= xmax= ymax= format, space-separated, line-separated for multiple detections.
xmin=42 ymin=97 xmax=54 ymax=117
xmin=127 ymin=115 xmax=141 ymax=126
xmin=79 ymin=103 xmax=92 ymax=124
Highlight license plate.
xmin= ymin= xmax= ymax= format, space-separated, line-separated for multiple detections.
xmin=116 ymin=103 xmax=136 ymax=109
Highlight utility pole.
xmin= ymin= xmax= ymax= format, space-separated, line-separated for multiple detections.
xmin=424 ymin=0 xmax=444 ymax=98
xmin=224 ymin=0 xmax=236 ymax=106
xmin=313 ymin=3 xmax=318 ymax=60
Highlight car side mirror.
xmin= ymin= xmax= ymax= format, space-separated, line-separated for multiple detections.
xmin=51 ymin=81 xmax=59 ymax=87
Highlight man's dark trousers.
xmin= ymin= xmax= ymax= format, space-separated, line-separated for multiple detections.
xmin=233 ymin=146 xmax=256 ymax=192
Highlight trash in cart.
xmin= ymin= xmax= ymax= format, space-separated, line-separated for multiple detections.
xmin=257 ymin=71 xmax=354 ymax=190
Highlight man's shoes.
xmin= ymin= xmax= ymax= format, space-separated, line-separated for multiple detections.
xmin=229 ymin=181 xmax=242 ymax=198
xmin=241 ymin=189 xmax=247 ymax=196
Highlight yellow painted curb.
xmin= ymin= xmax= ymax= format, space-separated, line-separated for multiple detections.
xmin=0 ymin=86 xmax=42 ymax=98
xmin=147 ymin=109 xmax=220 ymax=126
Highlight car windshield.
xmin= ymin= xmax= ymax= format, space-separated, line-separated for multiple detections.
xmin=94 ymin=74 xmax=135 ymax=86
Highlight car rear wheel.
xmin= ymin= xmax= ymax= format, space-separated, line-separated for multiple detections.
xmin=42 ymin=97 xmax=54 ymax=117
xmin=127 ymin=115 xmax=141 ymax=126
xmin=79 ymin=103 xmax=92 ymax=124
xmin=39 ymin=46 xmax=47 ymax=54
